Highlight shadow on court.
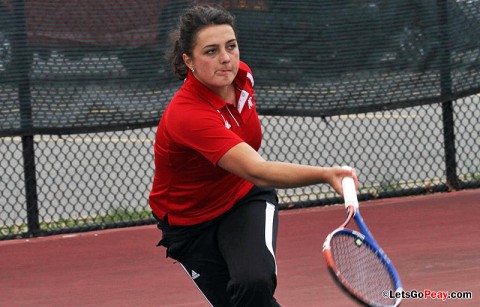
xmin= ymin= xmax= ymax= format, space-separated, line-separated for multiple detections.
xmin=1 ymin=189 xmax=479 ymax=306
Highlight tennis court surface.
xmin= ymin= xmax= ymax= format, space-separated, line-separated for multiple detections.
xmin=1 ymin=189 xmax=478 ymax=306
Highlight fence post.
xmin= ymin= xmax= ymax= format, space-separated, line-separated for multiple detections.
xmin=442 ymin=101 xmax=458 ymax=189
xmin=22 ymin=136 xmax=40 ymax=236
xmin=12 ymin=0 xmax=40 ymax=235
xmin=437 ymin=0 xmax=459 ymax=190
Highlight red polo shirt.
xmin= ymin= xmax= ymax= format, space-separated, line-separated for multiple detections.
xmin=149 ymin=61 xmax=262 ymax=225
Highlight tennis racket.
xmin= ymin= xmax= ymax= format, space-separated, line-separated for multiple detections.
xmin=323 ymin=169 xmax=403 ymax=306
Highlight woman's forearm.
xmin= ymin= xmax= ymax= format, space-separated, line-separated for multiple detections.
xmin=248 ymin=160 xmax=330 ymax=188
xmin=218 ymin=142 xmax=356 ymax=194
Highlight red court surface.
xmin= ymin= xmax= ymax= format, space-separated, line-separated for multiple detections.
xmin=1 ymin=189 xmax=479 ymax=306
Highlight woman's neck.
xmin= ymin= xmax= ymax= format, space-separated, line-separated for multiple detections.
xmin=214 ymin=83 xmax=237 ymax=106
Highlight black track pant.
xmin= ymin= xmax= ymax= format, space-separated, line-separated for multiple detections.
xmin=158 ymin=187 xmax=280 ymax=307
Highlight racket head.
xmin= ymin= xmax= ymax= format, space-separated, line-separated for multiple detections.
xmin=323 ymin=228 xmax=402 ymax=307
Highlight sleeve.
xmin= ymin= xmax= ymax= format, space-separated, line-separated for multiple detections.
xmin=167 ymin=104 xmax=244 ymax=165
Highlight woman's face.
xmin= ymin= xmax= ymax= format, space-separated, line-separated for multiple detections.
xmin=183 ymin=24 xmax=239 ymax=95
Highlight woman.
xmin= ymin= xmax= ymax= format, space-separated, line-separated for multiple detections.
xmin=149 ymin=5 xmax=358 ymax=307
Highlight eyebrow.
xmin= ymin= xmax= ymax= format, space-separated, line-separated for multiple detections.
xmin=202 ymin=39 xmax=237 ymax=50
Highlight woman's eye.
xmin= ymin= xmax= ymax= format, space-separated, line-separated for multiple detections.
xmin=228 ymin=43 xmax=237 ymax=50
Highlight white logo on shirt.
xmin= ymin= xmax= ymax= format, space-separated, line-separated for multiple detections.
xmin=217 ymin=110 xmax=232 ymax=129
xmin=224 ymin=119 xmax=231 ymax=129
xmin=248 ymin=97 xmax=253 ymax=109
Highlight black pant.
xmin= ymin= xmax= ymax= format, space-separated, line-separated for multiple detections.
xmin=157 ymin=186 xmax=281 ymax=307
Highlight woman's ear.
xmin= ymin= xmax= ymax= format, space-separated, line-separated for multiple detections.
xmin=182 ymin=53 xmax=193 ymax=71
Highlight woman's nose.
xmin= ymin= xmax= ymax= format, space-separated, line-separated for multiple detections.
xmin=219 ymin=48 xmax=231 ymax=63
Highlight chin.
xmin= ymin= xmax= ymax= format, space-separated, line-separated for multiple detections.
xmin=215 ymin=75 xmax=235 ymax=86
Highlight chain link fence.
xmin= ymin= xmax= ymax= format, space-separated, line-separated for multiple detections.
xmin=2 ymin=98 xmax=479 ymax=239
xmin=1 ymin=0 xmax=479 ymax=239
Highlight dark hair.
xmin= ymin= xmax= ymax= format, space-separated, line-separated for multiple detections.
xmin=166 ymin=5 xmax=236 ymax=80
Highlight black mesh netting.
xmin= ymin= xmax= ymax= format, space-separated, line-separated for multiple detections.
xmin=0 ymin=0 xmax=479 ymax=135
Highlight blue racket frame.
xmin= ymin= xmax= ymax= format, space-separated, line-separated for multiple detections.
xmin=352 ymin=210 xmax=403 ymax=293
xmin=323 ymin=171 xmax=403 ymax=306
xmin=324 ymin=209 xmax=403 ymax=307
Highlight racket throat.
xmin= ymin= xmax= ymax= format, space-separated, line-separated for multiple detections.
xmin=340 ymin=205 xmax=356 ymax=228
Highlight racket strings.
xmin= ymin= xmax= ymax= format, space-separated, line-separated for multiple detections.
xmin=330 ymin=233 xmax=396 ymax=306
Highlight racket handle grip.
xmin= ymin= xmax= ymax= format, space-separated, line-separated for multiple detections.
xmin=341 ymin=166 xmax=358 ymax=209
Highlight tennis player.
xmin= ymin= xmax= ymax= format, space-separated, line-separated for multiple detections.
xmin=149 ymin=5 xmax=358 ymax=307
